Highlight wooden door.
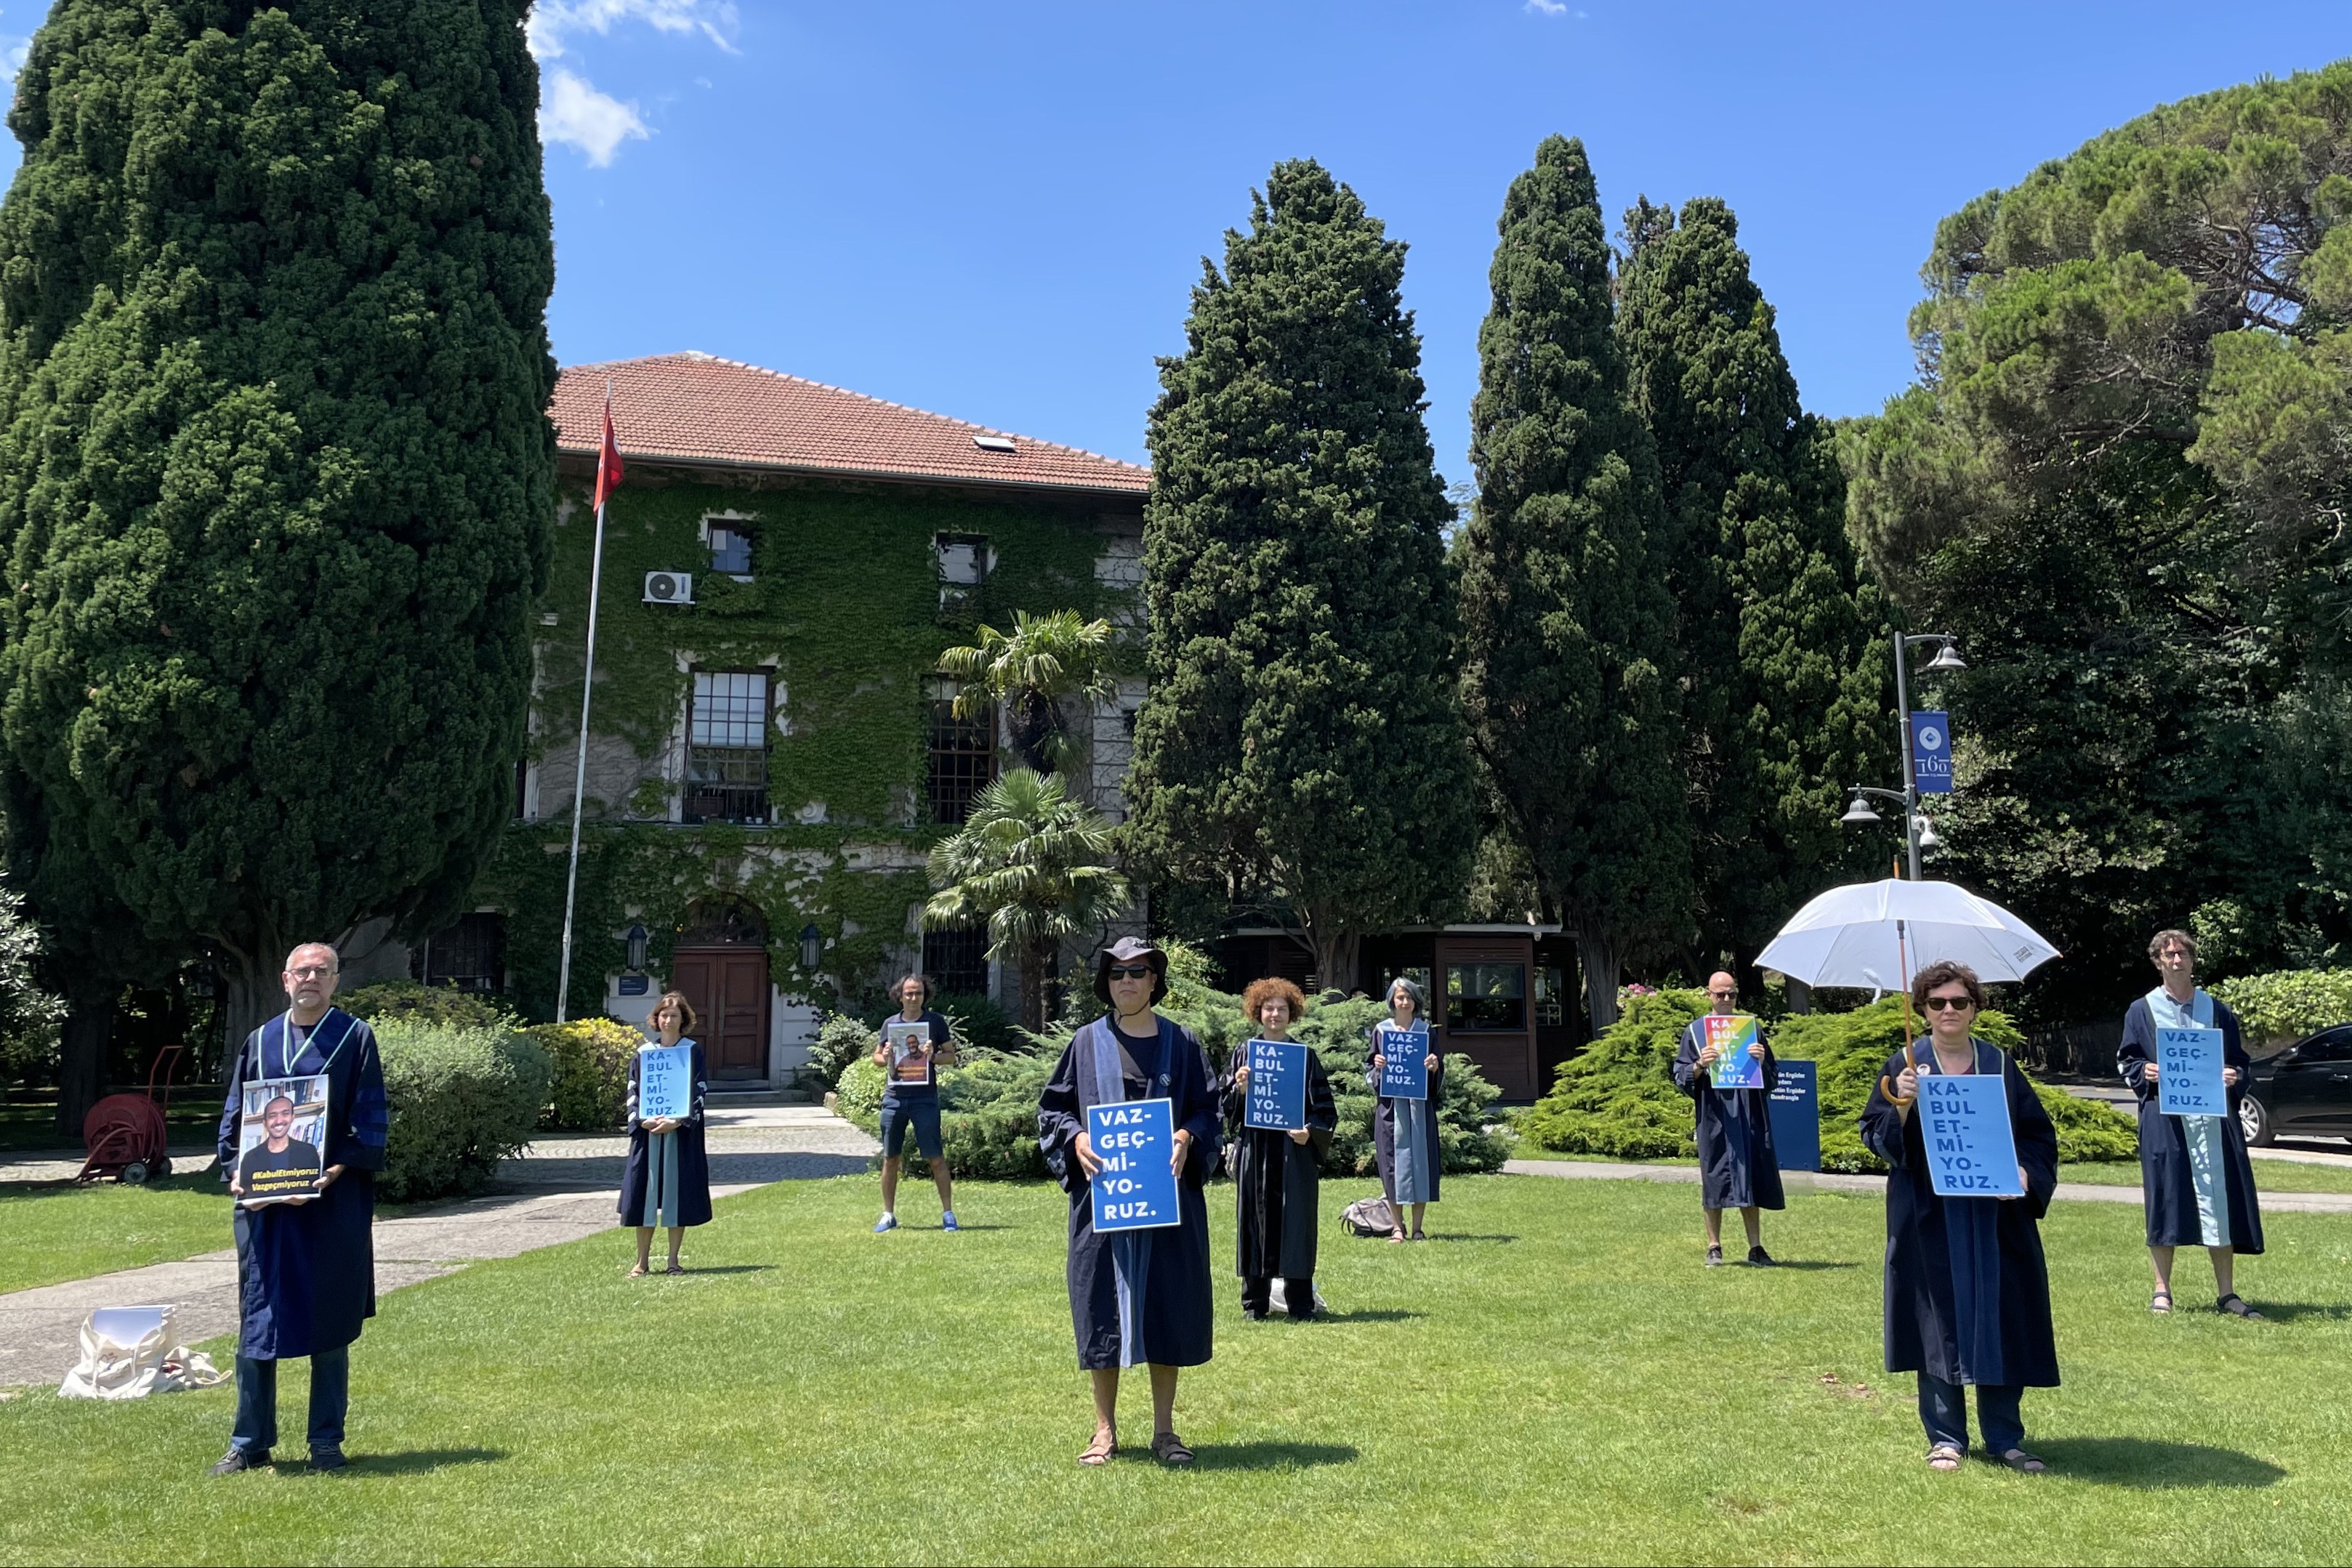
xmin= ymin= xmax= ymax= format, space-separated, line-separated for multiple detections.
xmin=1433 ymin=934 xmax=1537 ymax=1101
xmin=672 ymin=947 xmax=770 ymax=1080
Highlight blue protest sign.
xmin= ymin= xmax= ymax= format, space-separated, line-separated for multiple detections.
xmin=1917 ymin=1074 xmax=2024 ymax=1197
xmin=1087 ymin=1098 xmax=1180 ymax=1232
xmin=1910 ymin=709 xmax=1954 ymax=796
xmin=2156 ymin=1027 xmax=2228 ymax=1118
xmin=1768 ymin=1059 xmax=1820 ymax=1173
xmin=1243 ymin=1038 xmax=1308 ymax=1130
xmin=637 ymin=1044 xmax=694 ymax=1123
xmin=1703 ymin=1014 xmax=1765 ymax=1089
xmin=1375 ymin=1025 xmax=1430 ymax=1100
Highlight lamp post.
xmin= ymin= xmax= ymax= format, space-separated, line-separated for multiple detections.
xmin=1845 ymin=631 xmax=1966 ymax=880
xmin=1839 ymin=786 xmax=1941 ymax=873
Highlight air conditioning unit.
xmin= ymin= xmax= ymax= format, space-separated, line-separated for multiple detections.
xmin=643 ymin=571 xmax=693 ymax=605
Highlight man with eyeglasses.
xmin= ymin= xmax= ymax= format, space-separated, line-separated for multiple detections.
xmin=212 ymin=943 xmax=388 ymax=1476
xmin=1670 ymin=971 xmax=1783 ymax=1266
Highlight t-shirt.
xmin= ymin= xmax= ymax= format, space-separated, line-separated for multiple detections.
xmin=880 ymin=1011 xmax=952 ymax=1102
xmin=239 ymin=1136 xmax=323 ymax=1197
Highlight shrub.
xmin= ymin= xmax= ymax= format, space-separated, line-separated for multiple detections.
xmin=834 ymin=1056 xmax=886 ymax=1122
xmin=342 ymin=981 xmax=520 ymax=1033
xmin=935 ymin=993 xmax=1017 ymax=1054
xmin=2207 ymin=968 xmax=2352 ymax=1048
xmin=374 ymin=1019 xmax=551 ymax=1203
xmin=526 ymin=1017 xmax=643 ymax=1131
xmin=809 ymin=1013 xmax=879 ymax=1088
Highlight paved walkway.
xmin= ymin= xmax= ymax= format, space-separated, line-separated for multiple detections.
xmin=1501 ymin=1157 xmax=2352 ymax=1213
xmin=0 ymin=1104 xmax=877 ymax=1387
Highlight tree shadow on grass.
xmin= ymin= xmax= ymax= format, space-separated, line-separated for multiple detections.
xmin=670 ymin=1265 xmax=775 ymax=1276
xmin=1310 ymin=1308 xmax=1423 ymax=1323
xmin=321 ymin=1448 xmax=505 ymax=1477
xmin=1759 ymin=1260 xmax=1858 ymax=1272
xmin=2033 ymin=1438 xmax=2285 ymax=1489
xmin=1186 ymin=1441 xmax=1358 ymax=1473
xmin=2240 ymin=1300 xmax=2351 ymax=1324
xmin=1414 ymin=1233 xmax=1518 ymax=1245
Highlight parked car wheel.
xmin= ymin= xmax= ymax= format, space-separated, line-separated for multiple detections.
xmin=2239 ymin=1094 xmax=2273 ymax=1147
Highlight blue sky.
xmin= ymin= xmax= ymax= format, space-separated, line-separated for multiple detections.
xmin=7 ymin=4 xmax=2352 ymax=474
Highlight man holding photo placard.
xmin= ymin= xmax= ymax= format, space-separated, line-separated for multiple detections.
xmin=1861 ymin=961 xmax=2058 ymax=1475
xmin=2118 ymin=929 xmax=2265 ymax=1319
xmin=870 ymin=974 xmax=959 ymax=1233
xmin=1671 ymin=972 xmax=1783 ymax=1266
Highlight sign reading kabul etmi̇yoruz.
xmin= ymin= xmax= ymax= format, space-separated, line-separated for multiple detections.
xmin=1242 ymin=1038 xmax=1308 ymax=1131
xmin=636 ymin=1044 xmax=695 ymax=1123
xmin=1910 ymin=709 xmax=1954 ymax=796
xmin=1917 ymin=1073 xmax=2025 ymax=1197
xmin=1704 ymin=1013 xmax=1765 ymax=1090
xmin=2156 ymin=1027 xmax=2229 ymax=1118
xmin=1087 ymin=1098 xmax=1180 ymax=1232
xmin=1376 ymin=1025 xmax=1430 ymax=1100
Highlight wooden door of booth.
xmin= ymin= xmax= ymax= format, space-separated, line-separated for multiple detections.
xmin=1433 ymin=933 xmax=1537 ymax=1100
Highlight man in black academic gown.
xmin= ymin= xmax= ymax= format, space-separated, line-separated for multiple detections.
xmin=1220 ymin=977 xmax=1337 ymax=1320
xmin=1670 ymin=971 xmax=1784 ymax=1266
xmin=213 ymin=943 xmax=388 ymax=1475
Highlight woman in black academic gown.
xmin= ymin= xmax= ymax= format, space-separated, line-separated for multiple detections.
xmin=1037 ymin=937 xmax=1221 ymax=1468
xmin=2119 ymin=927 xmax=2265 ymax=1318
xmin=1861 ymin=961 xmax=2059 ymax=1474
xmin=1369 ymin=977 xmax=1443 ymax=1242
xmin=1220 ymin=977 xmax=1337 ymax=1321
xmin=618 ymin=990 xmax=712 ymax=1275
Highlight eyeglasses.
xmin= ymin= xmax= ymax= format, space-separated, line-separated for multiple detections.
xmin=1107 ymin=963 xmax=1154 ymax=980
xmin=1922 ymin=995 xmax=1975 ymax=1011
xmin=1707 ymin=990 xmax=1738 ymax=999
xmin=287 ymin=966 xmax=335 ymax=980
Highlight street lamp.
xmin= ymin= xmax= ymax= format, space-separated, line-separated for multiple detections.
xmin=1840 ymin=786 xmax=1941 ymax=870
xmin=798 ymin=922 xmax=824 ymax=973
xmin=1882 ymin=630 xmax=1968 ymax=879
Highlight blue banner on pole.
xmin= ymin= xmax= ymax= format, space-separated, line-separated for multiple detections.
xmin=1375 ymin=1025 xmax=1430 ymax=1100
xmin=1768 ymin=1059 xmax=1820 ymax=1173
xmin=1243 ymin=1038 xmax=1308 ymax=1130
xmin=2156 ymin=1027 xmax=2228 ymax=1118
xmin=1917 ymin=1074 xmax=2024 ymax=1197
xmin=1910 ymin=709 xmax=1954 ymax=796
xmin=1087 ymin=1098 xmax=1180 ymax=1232
xmin=637 ymin=1044 xmax=694 ymax=1123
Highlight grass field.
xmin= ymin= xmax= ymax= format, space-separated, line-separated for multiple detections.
xmin=1 ymin=1173 xmax=2346 ymax=1566
xmin=2059 ymin=1157 xmax=2352 ymax=1194
xmin=0 ymin=1176 xmax=235 ymax=1293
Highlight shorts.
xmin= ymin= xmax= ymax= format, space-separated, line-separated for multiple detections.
xmin=878 ymin=1096 xmax=943 ymax=1161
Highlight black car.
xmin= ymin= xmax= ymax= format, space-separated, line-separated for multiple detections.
xmin=2241 ymin=1025 xmax=2352 ymax=1146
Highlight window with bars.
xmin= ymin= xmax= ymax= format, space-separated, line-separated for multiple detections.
xmin=927 ymin=685 xmax=995 ymax=825
xmin=411 ymin=913 xmax=507 ymax=994
xmin=685 ymin=670 xmax=770 ymax=823
xmin=923 ymin=926 xmax=990 ymax=998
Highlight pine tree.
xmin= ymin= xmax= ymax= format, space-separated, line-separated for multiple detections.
xmin=1129 ymin=160 xmax=1475 ymax=990
xmin=1457 ymin=136 xmax=1685 ymax=1032
xmin=0 ymin=0 xmax=558 ymax=1122
xmin=1616 ymin=196 xmax=1889 ymax=977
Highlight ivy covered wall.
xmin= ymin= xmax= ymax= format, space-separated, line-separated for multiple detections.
xmin=480 ymin=465 xmax=1142 ymax=1022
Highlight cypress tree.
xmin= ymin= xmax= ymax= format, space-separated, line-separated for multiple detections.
xmin=1129 ymin=159 xmax=1475 ymax=990
xmin=0 ymin=0 xmax=558 ymax=1118
xmin=1616 ymin=196 xmax=1889 ymax=977
xmin=1457 ymin=136 xmax=1685 ymax=1032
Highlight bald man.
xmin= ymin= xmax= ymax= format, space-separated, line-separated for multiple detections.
xmin=213 ymin=943 xmax=387 ymax=1475
xmin=1669 ymin=971 xmax=1785 ymax=1266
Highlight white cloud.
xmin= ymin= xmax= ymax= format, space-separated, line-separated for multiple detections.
xmin=540 ymin=67 xmax=648 ymax=167
xmin=1523 ymin=0 xmax=1568 ymax=12
xmin=527 ymin=0 xmax=738 ymax=62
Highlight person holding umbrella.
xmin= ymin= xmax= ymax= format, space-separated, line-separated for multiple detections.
xmin=2119 ymin=929 xmax=2264 ymax=1318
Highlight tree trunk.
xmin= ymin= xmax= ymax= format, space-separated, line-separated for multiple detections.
xmin=1018 ymin=943 xmax=1047 ymax=1033
xmin=1575 ymin=929 xmax=1622 ymax=1035
xmin=1307 ymin=927 xmax=1361 ymax=1001
xmin=1007 ymin=692 xmax=1058 ymax=774
xmin=53 ymin=982 xmax=114 ymax=1141
xmin=219 ymin=944 xmax=278 ymax=1070
xmin=1785 ymin=979 xmax=1813 ymax=1015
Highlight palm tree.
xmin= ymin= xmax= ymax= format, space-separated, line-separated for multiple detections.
xmin=936 ymin=609 xmax=1120 ymax=773
xmin=923 ymin=769 xmax=1131 ymax=1030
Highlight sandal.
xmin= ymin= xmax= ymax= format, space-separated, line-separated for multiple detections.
xmin=665 ymin=1262 xmax=685 ymax=1276
xmin=1998 ymin=1447 xmax=2047 ymax=1474
xmin=2217 ymin=1293 xmax=2266 ymax=1320
xmin=1926 ymin=1444 xmax=1963 ymax=1471
xmin=627 ymin=1263 xmax=648 ymax=1278
xmin=1149 ymin=1431 xmax=1194 ymax=1467
xmin=1410 ymin=1229 xmax=1427 ymax=1242
xmin=2149 ymin=1290 xmax=2171 ymax=1314
xmin=1388 ymin=1229 xmax=1406 ymax=1245
xmin=1078 ymin=1430 xmax=1116 ymax=1467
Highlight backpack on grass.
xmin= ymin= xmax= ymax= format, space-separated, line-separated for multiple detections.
xmin=1341 ymin=1195 xmax=1394 ymax=1237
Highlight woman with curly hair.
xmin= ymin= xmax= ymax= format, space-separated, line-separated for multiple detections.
xmin=1220 ymin=977 xmax=1337 ymax=1320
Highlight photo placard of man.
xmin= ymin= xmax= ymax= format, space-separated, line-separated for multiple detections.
xmin=236 ymin=1092 xmax=324 ymax=1200
xmin=212 ymin=943 xmax=387 ymax=1476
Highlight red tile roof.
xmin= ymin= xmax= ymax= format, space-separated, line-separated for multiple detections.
xmin=552 ymin=353 xmax=1149 ymax=498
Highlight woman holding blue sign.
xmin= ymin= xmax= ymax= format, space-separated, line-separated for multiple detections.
xmin=1220 ymin=977 xmax=1337 ymax=1320
xmin=2119 ymin=929 xmax=2264 ymax=1319
xmin=1670 ymin=971 xmax=1783 ymax=1266
xmin=1036 ymin=937 xmax=1220 ymax=1467
xmin=1369 ymin=977 xmax=1443 ymax=1242
xmin=1861 ymin=961 xmax=2059 ymax=1474
xmin=619 ymin=991 xmax=712 ymax=1277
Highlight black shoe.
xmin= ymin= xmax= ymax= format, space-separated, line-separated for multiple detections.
xmin=210 ymin=1447 xmax=268 ymax=1476
xmin=308 ymin=1447 xmax=347 ymax=1471
xmin=1242 ymin=1308 xmax=1270 ymax=1321
xmin=1747 ymin=1246 xmax=1777 ymax=1267
xmin=1704 ymin=1245 xmax=1724 ymax=1267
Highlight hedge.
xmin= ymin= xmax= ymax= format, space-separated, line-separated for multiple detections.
xmin=1520 ymin=991 xmax=2138 ymax=1173
xmin=341 ymin=981 xmax=520 ymax=1032
xmin=2207 ymin=968 xmax=2352 ymax=1048
xmin=527 ymin=1017 xmax=643 ymax=1131
xmin=375 ymin=1019 xmax=552 ymax=1203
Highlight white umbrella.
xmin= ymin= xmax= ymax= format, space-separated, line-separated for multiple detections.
xmin=1754 ymin=878 xmax=2059 ymax=991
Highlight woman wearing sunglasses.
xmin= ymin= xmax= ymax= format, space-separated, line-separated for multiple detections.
xmin=1861 ymin=960 xmax=2059 ymax=1475
xmin=1036 ymin=937 xmax=1221 ymax=1468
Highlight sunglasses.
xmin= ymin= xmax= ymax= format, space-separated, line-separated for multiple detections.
xmin=1922 ymin=995 xmax=1976 ymax=1011
xmin=1106 ymin=963 xmax=1155 ymax=980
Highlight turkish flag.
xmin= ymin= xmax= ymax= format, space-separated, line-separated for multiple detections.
xmin=592 ymin=394 xmax=625 ymax=512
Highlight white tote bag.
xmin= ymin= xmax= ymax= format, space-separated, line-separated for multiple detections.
xmin=57 ymin=1305 xmax=226 ymax=1399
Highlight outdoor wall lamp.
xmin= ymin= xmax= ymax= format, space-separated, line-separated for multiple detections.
xmin=623 ymin=922 xmax=648 ymax=973
xmin=1915 ymin=815 xmax=1943 ymax=852
xmin=799 ymin=922 xmax=823 ymax=971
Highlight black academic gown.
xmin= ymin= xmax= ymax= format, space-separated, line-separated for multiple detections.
xmin=1369 ymin=1033 xmax=1443 ymax=1206
xmin=619 ymin=1040 xmax=713 ymax=1228
xmin=217 ymin=1009 xmax=388 ymax=1362
xmin=1038 ymin=1014 xmax=1220 ymax=1370
xmin=1671 ymin=1019 xmax=1786 ymax=1211
xmin=2119 ymin=995 xmax=2264 ymax=1253
xmin=1220 ymin=1049 xmax=1337 ymax=1283
xmin=1861 ymin=1038 xmax=2060 ymax=1389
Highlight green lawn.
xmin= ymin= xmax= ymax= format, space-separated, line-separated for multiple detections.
xmin=0 ymin=1175 xmax=235 ymax=1293
xmin=2059 ymin=1159 xmax=2352 ymax=1195
xmin=1 ymin=1174 xmax=2346 ymax=1566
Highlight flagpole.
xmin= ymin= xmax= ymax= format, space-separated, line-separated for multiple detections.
xmin=555 ymin=384 xmax=616 ymax=1023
